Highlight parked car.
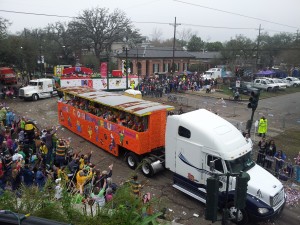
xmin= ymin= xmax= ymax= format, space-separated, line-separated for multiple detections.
xmin=280 ymin=78 xmax=293 ymax=87
xmin=230 ymin=81 xmax=259 ymax=95
xmin=282 ymin=77 xmax=300 ymax=87
xmin=252 ymin=78 xmax=279 ymax=92
xmin=263 ymin=78 xmax=287 ymax=90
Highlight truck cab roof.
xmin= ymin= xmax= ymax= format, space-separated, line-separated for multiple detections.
xmin=169 ymin=109 xmax=251 ymax=160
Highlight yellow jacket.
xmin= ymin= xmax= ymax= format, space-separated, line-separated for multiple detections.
xmin=76 ymin=170 xmax=93 ymax=189
xmin=258 ymin=118 xmax=268 ymax=134
xmin=40 ymin=145 xmax=48 ymax=155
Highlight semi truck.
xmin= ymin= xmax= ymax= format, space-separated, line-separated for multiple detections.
xmin=142 ymin=109 xmax=285 ymax=224
xmin=57 ymin=87 xmax=286 ymax=224
xmin=0 ymin=67 xmax=18 ymax=85
xmin=202 ymin=67 xmax=226 ymax=79
xmin=19 ymin=78 xmax=57 ymax=101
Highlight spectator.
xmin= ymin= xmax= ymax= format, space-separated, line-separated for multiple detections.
xmin=55 ymin=139 xmax=67 ymax=168
xmin=22 ymin=164 xmax=34 ymax=187
xmin=36 ymin=167 xmax=46 ymax=190
xmin=258 ymin=116 xmax=268 ymax=138
xmin=0 ymin=158 xmax=5 ymax=192
xmin=257 ymin=137 xmax=267 ymax=166
xmin=39 ymin=141 xmax=48 ymax=166
xmin=90 ymin=179 xmax=107 ymax=208
xmin=265 ymin=140 xmax=276 ymax=169
xmin=274 ymin=150 xmax=286 ymax=176
xmin=294 ymin=152 xmax=300 ymax=182
xmin=129 ymin=174 xmax=142 ymax=197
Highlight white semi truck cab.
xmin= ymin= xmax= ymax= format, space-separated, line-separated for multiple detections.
xmin=19 ymin=78 xmax=57 ymax=101
xmin=162 ymin=109 xmax=285 ymax=224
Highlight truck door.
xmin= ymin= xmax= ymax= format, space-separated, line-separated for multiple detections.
xmin=175 ymin=128 xmax=203 ymax=184
xmin=38 ymin=82 xmax=43 ymax=90
xmin=205 ymin=154 xmax=228 ymax=192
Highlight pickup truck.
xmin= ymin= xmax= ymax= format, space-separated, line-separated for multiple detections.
xmin=253 ymin=78 xmax=279 ymax=92
xmin=282 ymin=77 xmax=300 ymax=87
xmin=230 ymin=81 xmax=259 ymax=95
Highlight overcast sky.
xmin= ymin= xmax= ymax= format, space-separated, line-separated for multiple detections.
xmin=1 ymin=0 xmax=299 ymax=43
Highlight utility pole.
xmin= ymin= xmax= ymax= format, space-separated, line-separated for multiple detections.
xmin=125 ymin=47 xmax=128 ymax=89
xmin=255 ymin=24 xmax=262 ymax=71
xmin=39 ymin=43 xmax=43 ymax=78
xmin=170 ymin=17 xmax=181 ymax=76
xmin=136 ymin=46 xmax=139 ymax=87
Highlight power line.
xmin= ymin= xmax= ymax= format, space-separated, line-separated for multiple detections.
xmin=181 ymin=23 xmax=257 ymax=30
xmin=173 ymin=0 xmax=299 ymax=29
xmin=0 ymin=9 xmax=296 ymax=33
xmin=0 ymin=9 xmax=75 ymax=19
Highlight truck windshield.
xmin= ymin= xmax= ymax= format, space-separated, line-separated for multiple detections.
xmin=225 ymin=152 xmax=255 ymax=173
xmin=29 ymin=82 xmax=38 ymax=86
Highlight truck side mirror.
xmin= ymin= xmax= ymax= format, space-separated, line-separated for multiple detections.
xmin=209 ymin=161 xmax=215 ymax=171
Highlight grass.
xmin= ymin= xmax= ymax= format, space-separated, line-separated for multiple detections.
xmin=220 ymin=84 xmax=300 ymax=98
xmin=0 ymin=181 xmax=162 ymax=225
xmin=272 ymin=128 xmax=300 ymax=160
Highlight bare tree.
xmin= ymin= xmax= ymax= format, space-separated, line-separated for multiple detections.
xmin=67 ymin=7 xmax=141 ymax=61
xmin=150 ymin=27 xmax=163 ymax=43
xmin=177 ymin=28 xmax=195 ymax=47
xmin=0 ymin=17 xmax=11 ymax=39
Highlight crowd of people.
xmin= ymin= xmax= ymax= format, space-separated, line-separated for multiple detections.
xmin=0 ymin=103 xmax=149 ymax=214
xmin=254 ymin=116 xmax=300 ymax=182
xmin=137 ymin=74 xmax=218 ymax=97
xmin=63 ymin=94 xmax=148 ymax=132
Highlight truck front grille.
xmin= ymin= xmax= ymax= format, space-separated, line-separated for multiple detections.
xmin=270 ymin=188 xmax=284 ymax=207
xmin=19 ymin=89 xmax=24 ymax=96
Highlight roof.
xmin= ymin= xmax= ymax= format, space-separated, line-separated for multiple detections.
xmin=117 ymin=47 xmax=195 ymax=59
xmin=30 ymin=78 xmax=52 ymax=82
xmin=59 ymin=86 xmax=174 ymax=116
xmin=188 ymin=51 xmax=221 ymax=59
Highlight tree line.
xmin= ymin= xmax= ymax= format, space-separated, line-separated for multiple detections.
xmin=0 ymin=7 xmax=299 ymax=76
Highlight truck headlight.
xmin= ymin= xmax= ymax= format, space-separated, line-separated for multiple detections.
xmin=258 ymin=208 xmax=269 ymax=214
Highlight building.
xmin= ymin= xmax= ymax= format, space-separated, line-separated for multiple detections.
xmin=188 ymin=51 xmax=222 ymax=71
xmin=117 ymin=47 xmax=195 ymax=77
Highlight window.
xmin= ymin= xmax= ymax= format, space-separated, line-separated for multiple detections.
xmin=153 ymin=64 xmax=159 ymax=73
xmin=178 ymin=126 xmax=191 ymax=138
xmin=164 ymin=63 xmax=169 ymax=72
xmin=207 ymin=155 xmax=224 ymax=173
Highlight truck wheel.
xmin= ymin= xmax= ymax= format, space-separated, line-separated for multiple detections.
xmin=267 ymin=87 xmax=271 ymax=92
xmin=227 ymin=202 xmax=248 ymax=225
xmin=32 ymin=94 xmax=39 ymax=101
xmin=293 ymin=83 xmax=298 ymax=87
xmin=126 ymin=152 xmax=140 ymax=169
xmin=141 ymin=158 xmax=154 ymax=177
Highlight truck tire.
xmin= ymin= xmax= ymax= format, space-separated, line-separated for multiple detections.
xmin=126 ymin=152 xmax=140 ymax=169
xmin=227 ymin=202 xmax=248 ymax=225
xmin=32 ymin=94 xmax=39 ymax=101
xmin=267 ymin=87 xmax=271 ymax=92
xmin=141 ymin=158 xmax=154 ymax=177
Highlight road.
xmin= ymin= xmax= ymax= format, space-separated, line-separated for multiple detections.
xmin=3 ymin=91 xmax=300 ymax=225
